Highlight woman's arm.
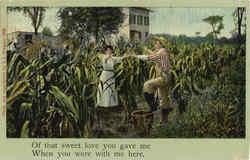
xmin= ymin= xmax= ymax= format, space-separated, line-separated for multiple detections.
xmin=133 ymin=55 xmax=149 ymax=61
xmin=112 ymin=56 xmax=124 ymax=64
xmin=128 ymin=51 xmax=149 ymax=61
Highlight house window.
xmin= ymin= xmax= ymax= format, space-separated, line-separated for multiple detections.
xmin=130 ymin=30 xmax=141 ymax=41
xmin=144 ymin=16 xmax=149 ymax=25
xmin=145 ymin=32 xmax=148 ymax=37
xmin=138 ymin=31 xmax=142 ymax=40
xmin=129 ymin=14 xmax=136 ymax=24
xmin=144 ymin=16 xmax=147 ymax=25
xmin=135 ymin=31 xmax=141 ymax=40
xmin=130 ymin=14 xmax=136 ymax=24
xmin=137 ymin=15 xmax=140 ymax=25
xmin=25 ymin=34 xmax=32 ymax=44
xmin=133 ymin=15 xmax=137 ymax=24
xmin=137 ymin=15 xmax=143 ymax=25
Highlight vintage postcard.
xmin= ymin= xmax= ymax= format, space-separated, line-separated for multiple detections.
xmin=0 ymin=0 xmax=249 ymax=160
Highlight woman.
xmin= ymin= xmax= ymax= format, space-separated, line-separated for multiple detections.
xmin=97 ymin=45 xmax=127 ymax=107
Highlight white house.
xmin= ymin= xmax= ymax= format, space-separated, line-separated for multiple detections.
xmin=111 ymin=7 xmax=151 ymax=42
xmin=8 ymin=7 xmax=151 ymax=50
xmin=7 ymin=31 xmax=40 ymax=51
xmin=7 ymin=31 xmax=60 ymax=51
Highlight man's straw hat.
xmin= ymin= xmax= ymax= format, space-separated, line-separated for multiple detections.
xmin=154 ymin=36 xmax=168 ymax=44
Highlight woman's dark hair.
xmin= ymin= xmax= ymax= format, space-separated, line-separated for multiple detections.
xmin=104 ymin=45 xmax=113 ymax=51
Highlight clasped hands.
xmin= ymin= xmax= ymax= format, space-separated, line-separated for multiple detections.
xmin=121 ymin=51 xmax=136 ymax=59
xmin=121 ymin=47 xmax=152 ymax=59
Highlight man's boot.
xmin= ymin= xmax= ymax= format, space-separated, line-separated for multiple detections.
xmin=160 ymin=107 xmax=173 ymax=124
xmin=144 ymin=92 xmax=157 ymax=112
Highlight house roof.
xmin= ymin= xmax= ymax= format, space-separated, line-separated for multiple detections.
xmin=8 ymin=31 xmax=42 ymax=35
xmin=131 ymin=7 xmax=153 ymax=12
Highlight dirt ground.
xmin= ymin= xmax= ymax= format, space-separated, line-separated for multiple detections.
xmin=89 ymin=95 xmax=179 ymax=138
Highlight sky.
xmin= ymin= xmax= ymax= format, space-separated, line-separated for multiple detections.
xmin=8 ymin=7 xmax=236 ymax=38
xmin=149 ymin=8 xmax=236 ymax=37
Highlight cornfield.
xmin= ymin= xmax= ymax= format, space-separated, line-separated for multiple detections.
xmin=7 ymin=37 xmax=245 ymax=138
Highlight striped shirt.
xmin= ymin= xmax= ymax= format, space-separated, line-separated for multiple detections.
xmin=135 ymin=48 xmax=170 ymax=74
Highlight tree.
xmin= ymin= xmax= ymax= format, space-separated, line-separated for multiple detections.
xmin=57 ymin=7 xmax=125 ymax=44
xmin=42 ymin=26 xmax=53 ymax=37
xmin=233 ymin=7 xmax=246 ymax=41
xmin=202 ymin=15 xmax=224 ymax=42
xmin=8 ymin=7 xmax=46 ymax=35
xmin=206 ymin=32 xmax=214 ymax=42
xmin=195 ymin=32 xmax=201 ymax=36
xmin=230 ymin=29 xmax=238 ymax=40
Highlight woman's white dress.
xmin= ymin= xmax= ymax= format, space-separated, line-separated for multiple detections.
xmin=97 ymin=54 xmax=122 ymax=107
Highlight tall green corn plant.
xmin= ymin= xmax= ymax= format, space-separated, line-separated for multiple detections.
xmin=166 ymin=42 xmax=220 ymax=115
xmin=7 ymin=45 xmax=52 ymax=137
xmin=113 ymin=42 xmax=154 ymax=119
xmin=67 ymin=49 xmax=99 ymax=136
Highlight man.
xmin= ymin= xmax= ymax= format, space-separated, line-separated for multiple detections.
xmin=131 ymin=36 xmax=173 ymax=124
